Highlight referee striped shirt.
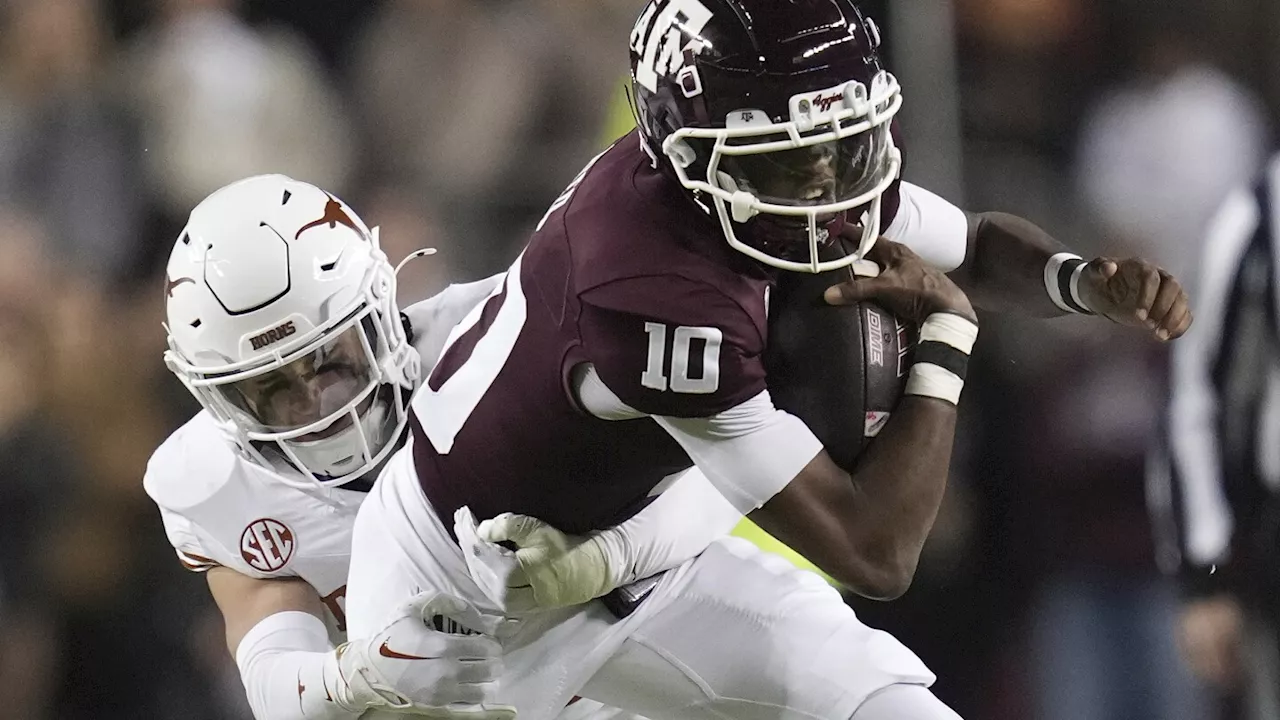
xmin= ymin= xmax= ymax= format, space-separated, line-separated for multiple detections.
xmin=1149 ymin=154 xmax=1280 ymax=596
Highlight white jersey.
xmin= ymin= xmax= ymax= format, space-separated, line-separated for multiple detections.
xmin=143 ymin=277 xmax=502 ymax=642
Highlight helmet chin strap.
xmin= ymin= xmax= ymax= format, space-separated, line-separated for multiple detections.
xmin=713 ymin=170 xmax=845 ymax=247
xmin=737 ymin=211 xmax=846 ymax=261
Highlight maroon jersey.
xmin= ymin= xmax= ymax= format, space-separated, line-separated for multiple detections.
xmin=412 ymin=132 xmax=900 ymax=535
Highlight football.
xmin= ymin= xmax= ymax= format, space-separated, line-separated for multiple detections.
xmin=763 ymin=265 xmax=916 ymax=472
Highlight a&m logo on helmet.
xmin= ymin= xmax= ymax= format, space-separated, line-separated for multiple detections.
xmin=631 ymin=0 xmax=713 ymax=95
xmin=240 ymin=518 xmax=296 ymax=572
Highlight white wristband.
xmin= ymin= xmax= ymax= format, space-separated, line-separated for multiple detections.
xmin=904 ymin=313 xmax=977 ymax=406
xmin=905 ymin=363 xmax=965 ymax=405
xmin=1067 ymin=261 xmax=1092 ymax=314
xmin=917 ymin=311 xmax=979 ymax=354
xmin=1044 ymin=252 xmax=1094 ymax=314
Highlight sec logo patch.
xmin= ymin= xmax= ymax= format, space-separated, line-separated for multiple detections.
xmin=241 ymin=518 xmax=295 ymax=572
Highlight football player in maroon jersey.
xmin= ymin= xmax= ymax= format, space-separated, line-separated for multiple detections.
xmin=344 ymin=2 xmax=1191 ymax=719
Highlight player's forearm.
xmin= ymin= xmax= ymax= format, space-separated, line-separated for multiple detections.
xmin=235 ymin=612 xmax=360 ymax=720
xmin=411 ymin=273 xmax=505 ymax=363
xmin=834 ymin=313 xmax=976 ymax=595
xmin=595 ymin=468 xmax=744 ymax=587
xmin=839 ymin=395 xmax=957 ymax=598
xmin=951 ymin=211 xmax=1070 ymax=316
xmin=750 ymin=312 xmax=974 ymax=599
xmin=746 ymin=395 xmax=956 ymax=600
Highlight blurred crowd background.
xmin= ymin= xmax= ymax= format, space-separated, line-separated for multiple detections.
xmin=0 ymin=0 xmax=1276 ymax=718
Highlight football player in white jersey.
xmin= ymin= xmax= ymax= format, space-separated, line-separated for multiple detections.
xmin=145 ymin=174 xmax=516 ymax=720
xmin=145 ymin=175 xmax=725 ymax=720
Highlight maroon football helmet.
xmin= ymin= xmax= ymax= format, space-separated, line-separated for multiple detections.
xmin=629 ymin=0 xmax=902 ymax=273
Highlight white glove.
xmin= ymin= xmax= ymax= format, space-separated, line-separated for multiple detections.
xmin=334 ymin=590 xmax=516 ymax=719
xmin=455 ymin=507 xmax=616 ymax=612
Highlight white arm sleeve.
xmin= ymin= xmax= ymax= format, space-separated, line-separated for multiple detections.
xmin=883 ymin=181 xmax=969 ymax=272
xmin=573 ymin=368 xmax=817 ymax=580
xmin=235 ymin=611 xmax=358 ymax=720
xmin=653 ymin=390 xmax=824 ymax=514
xmin=404 ymin=274 xmax=505 ymax=365
xmin=596 ymin=467 xmax=745 ymax=587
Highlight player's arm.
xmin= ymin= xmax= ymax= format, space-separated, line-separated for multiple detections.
xmin=956 ymin=210 xmax=1192 ymax=338
xmin=595 ymin=467 xmax=744 ymax=586
xmin=470 ymin=466 xmax=745 ymax=609
xmin=743 ymin=397 xmax=956 ymax=600
xmin=670 ymin=240 xmax=973 ymax=599
xmin=864 ymin=181 xmax=1191 ymax=339
xmin=403 ymin=273 xmax=506 ymax=364
xmin=207 ymin=568 xmax=359 ymax=720
xmin=208 ymin=568 xmax=510 ymax=720
xmin=144 ymin=500 xmax=509 ymax=719
xmin=654 ymin=388 xmax=958 ymax=601
xmin=468 ymin=250 xmax=964 ymax=603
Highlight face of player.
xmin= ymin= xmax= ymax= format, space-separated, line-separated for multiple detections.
xmin=723 ymin=123 xmax=890 ymax=207
xmin=217 ymin=324 xmax=377 ymax=440
xmin=696 ymin=122 xmax=894 ymax=259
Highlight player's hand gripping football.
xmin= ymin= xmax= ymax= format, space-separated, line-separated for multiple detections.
xmin=455 ymin=507 xmax=615 ymax=613
xmin=334 ymin=589 xmax=516 ymax=719
xmin=1075 ymin=257 xmax=1192 ymax=341
xmin=822 ymin=239 xmax=977 ymax=324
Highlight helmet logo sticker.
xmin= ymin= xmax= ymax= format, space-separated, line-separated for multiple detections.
xmin=165 ymin=274 xmax=195 ymax=298
xmin=240 ymin=518 xmax=295 ymax=572
xmin=248 ymin=320 xmax=298 ymax=351
xmin=813 ymin=91 xmax=845 ymax=113
xmin=295 ymin=196 xmax=363 ymax=241
xmin=631 ymin=0 xmax=713 ymax=93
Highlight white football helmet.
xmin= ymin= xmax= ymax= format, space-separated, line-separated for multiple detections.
xmin=163 ymin=175 xmax=420 ymax=488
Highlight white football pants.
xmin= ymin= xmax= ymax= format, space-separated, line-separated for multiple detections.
xmin=348 ymin=446 xmax=959 ymax=720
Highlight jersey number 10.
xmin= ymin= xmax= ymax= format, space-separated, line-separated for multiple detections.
xmin=641 ymin=322 xmax=722 ymax=394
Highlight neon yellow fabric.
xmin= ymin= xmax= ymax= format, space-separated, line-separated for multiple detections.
xmin=729 ymin=518 xmax=835 ymax=582
xmin=601 ymin=81 xmax=638 ymax=144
